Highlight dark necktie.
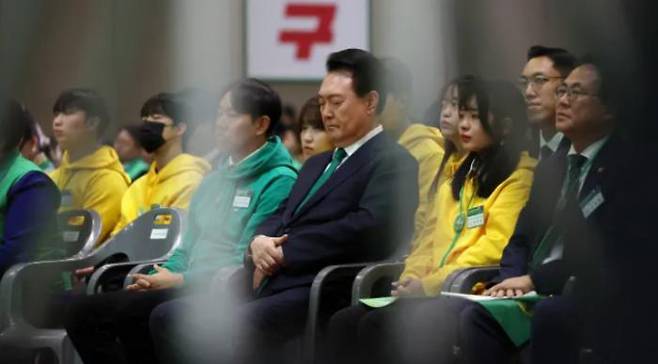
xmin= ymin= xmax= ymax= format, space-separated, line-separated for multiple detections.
xmin=530 ymin=154 xmax=588 ymax=268
xmin=295 ymin=148 xmax=348 ymax=214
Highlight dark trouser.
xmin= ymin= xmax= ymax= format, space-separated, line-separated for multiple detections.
xmin=530 ymin=296 xmax=580 ymax=364
xmin=149 ymin=286 xmax=311 ymax=364
xmin=324 ymin=297 xmax=469 ymax=364
xmin=64 ymin=288 xmax=184 ymax=364
xmin=459 ymin=299 xmax=518 ymax=364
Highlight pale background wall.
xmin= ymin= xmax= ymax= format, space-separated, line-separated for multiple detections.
xmin=0 ymin=0 xmax=628 ymax=147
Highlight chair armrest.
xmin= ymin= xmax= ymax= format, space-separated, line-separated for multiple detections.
xmin=303 ymin=262 xmax=373 ymax=364
xmin=562 ymin=276 xmax=576 ymax=296
xmin=0 ymin=258 xmax=93 ymax=330
xmin=86 ymin=259 xmax=166 ymax=295
xmin=441 ymin=266 xmax=500 ymax=293
xmin=351 ymin=262 xmax=404 ymax=304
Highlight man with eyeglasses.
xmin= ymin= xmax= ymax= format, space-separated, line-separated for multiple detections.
xmin=519 ymin=45 xmax=577 ymax=160
xmin=449 ymin=59 xmax=622 ymax=364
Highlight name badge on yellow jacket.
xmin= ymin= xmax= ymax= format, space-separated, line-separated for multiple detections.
xmin=466 ymin=206 xmax=485 ymax=229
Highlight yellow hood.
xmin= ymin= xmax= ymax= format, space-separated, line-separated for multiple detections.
xmin=49 ymin=146 xmax=130 ymax=243
xmin=398 ymin=123 xmax=445 ymax=151
xmin=54 ymin=146 xmax=130 ymax=185
xmin=112 ymin=153 xmax=210 ymax=235
xmin=149 ymin=153 xmax=211 ymax=184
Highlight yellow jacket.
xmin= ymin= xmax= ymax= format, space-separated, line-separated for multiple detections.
xmin=112 ymin=153 xmax=211 ymax=235
xmin=49 ymin=146 xmax=130 ymax=243
xmin=401 ymin=152 xmax=537 ymax=296
xmin=398 ymin=124 xmax=445 ymax=241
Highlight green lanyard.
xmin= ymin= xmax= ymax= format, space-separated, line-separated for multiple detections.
xmin=439 ymin=185 xmax=476 ymax=267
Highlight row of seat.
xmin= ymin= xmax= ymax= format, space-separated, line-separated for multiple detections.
xmin=0 ymin=208 xmax=503 ymax=364
xmin=0 ymin=207 xmax=184 ymax=363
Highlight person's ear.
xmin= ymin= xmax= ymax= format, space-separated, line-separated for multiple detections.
xmin=254 ymin=115 xmax=271 ymax=136
xmin=85 ymin=116 xmax=100 ymax=133
xmin=175 ymin=122 xmax=188 ymax=137
xmin=366 ymin=91 xmax=380 ymax=115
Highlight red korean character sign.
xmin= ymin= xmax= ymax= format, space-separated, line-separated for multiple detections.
xmin=246 ymin=0 xmax=370 ymax=80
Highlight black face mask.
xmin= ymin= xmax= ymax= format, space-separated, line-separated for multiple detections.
xmin=137 ymin=121 xmax=166 ymax=153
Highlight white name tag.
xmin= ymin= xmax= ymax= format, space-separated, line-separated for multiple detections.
xmin=232 ymin=189 xmax=252 ymax=209
xmin=580 ymin=188 xmax=605 ymax=218
xmin=150 ymin=228 xmax=169 ymax=240
xmin=466 ymin=206 xmax=485 ymax=229
xmin=62 ymin=231 xmax=80 ymax=242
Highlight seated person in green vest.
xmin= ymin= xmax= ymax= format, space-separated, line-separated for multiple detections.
xmin=0 ymin=99 xmax=60 ymax=277
xmin=18 ymin=108 xmax=56 ymax=172
xmin=379 ymin=57 xmax=446 ymax=241
xmin=299 ymin=95 xmax=335 ymax=163
xmin=114 ymin=125 xmax=149 ymax=181
xmin=110 ymin=93 xmax=211 ymax=235
xmin=49 ymin=88 xmax=130 ymax=243
xmin=324 ymin=77 xmax=536 ymax=364
xmin=64 ymin=78 xmax=299 ymax=364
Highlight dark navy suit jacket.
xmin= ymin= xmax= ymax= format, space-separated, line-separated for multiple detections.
xmin=254 ymin=132 xmax=419 ymax=294
xmin=498 ymin=134 xmax=624 ymax=294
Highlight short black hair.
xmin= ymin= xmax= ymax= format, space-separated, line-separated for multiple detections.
xmin=575 ymin=55 xmax=617 ymax=116
xmin=140 ymin=92 xmax=186 ymax=124
xmin=380 ymin=57 xmax=413 ymax=103
xmin=119 ymin=125 xmax=142 ymax=143
xmin=2 ymin=99 xmax=33 ymax=155
xmin=326 ymin=48 xmax=385 ymax=113
xmin=226 ymin=78 xmax=282 ymax=136
xmin=527 ymin=45 xmax=578 ymax=77
xmin=452 ymin=78 xmax=528 ymax=199
xmin=53 ymin=88 xmax=110 ymax=138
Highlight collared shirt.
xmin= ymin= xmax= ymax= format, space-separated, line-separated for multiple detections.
xmin=567 ymin=136 xmax=609 ymax=193
xmin=329 ymin=124 xmax=384 ymax=171
xmin=228 ymin=141 xmax=267 ymax=168
xmin=539 ymin=131 xmax=564 ymax=154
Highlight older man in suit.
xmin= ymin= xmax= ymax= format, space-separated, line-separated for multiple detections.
xmin=150 ymin=48 xmax=419 ymax=364
xmin=392 ymin=59 xmax=624 ymax=364
xmin=455 ymin=60 xmax=623 ymax=364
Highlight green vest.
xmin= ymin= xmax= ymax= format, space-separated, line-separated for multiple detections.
xmin=0 ymin=151 xmax=42 ymax=238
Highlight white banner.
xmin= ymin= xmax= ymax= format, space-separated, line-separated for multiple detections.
xmin=246 ymin=0 xmax=370 ymax=80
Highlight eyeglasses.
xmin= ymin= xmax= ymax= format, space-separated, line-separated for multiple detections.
xmin=518 ymin=75 xmax=562 ymax=92
xmin=554 ymin=84 xmax=599 ymax=101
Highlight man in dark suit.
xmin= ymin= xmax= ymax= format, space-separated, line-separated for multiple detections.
xmin=519 ymin=45 xmax=576 ymax=160
xmin=149 ymin=49 xmax=419 ymax=364
xmin=455 ymin=60 xmax=622 ymax=364
xmin=395 ymin=59 xmax=623 ymax=364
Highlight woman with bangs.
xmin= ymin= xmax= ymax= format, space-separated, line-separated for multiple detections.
xmin=323 ymin=77 xmax=536 ymax=364
xmin=298 ymin=95 xmax=335 ymax=163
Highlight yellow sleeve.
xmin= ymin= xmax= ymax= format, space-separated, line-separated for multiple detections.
xmin=83 ymin=172 xmax=129 ymax=244
xmin=409 ymin=141 xmax=444 ymax=241
xmin=420 ymin=171 xmax=534 ymax=296
xmin=111 ymin=191 xmax=133 ymax=236
xmin=400 ymin=232 xmax=435 ymax=280
xmin=164 ymin=171 xmax=205 ymax=210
